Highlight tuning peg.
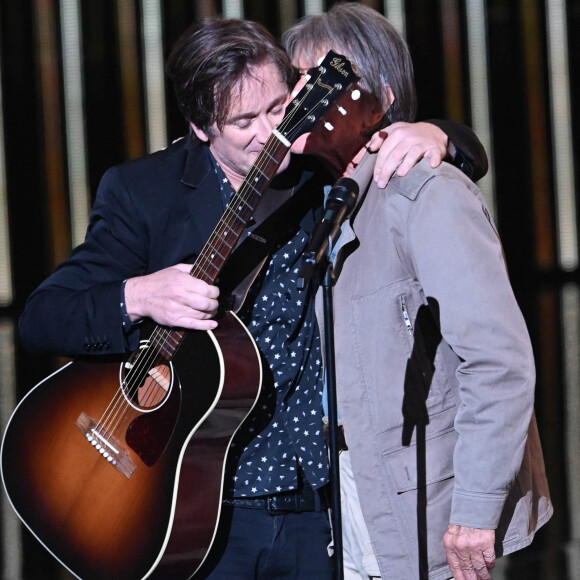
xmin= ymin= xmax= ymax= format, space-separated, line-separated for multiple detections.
xmin=351 ymin=89 xmax=361 ymax=101
xmin=337 ymin=106 xmax=347 ymax=116
xmin=324 ymin=122 xmax=334 ymax=131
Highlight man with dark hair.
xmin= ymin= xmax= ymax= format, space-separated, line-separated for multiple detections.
xmin=284 ymin=4 xmax=552 ymax=580
xmin=18 ymin=15 xmax=489 ymax=579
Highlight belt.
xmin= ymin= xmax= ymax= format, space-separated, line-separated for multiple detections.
xmin=223 ymin=483 xmax=330 ymax=515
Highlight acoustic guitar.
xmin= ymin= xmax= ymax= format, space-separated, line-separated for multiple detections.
xmin=1 ymin=51 xmax=358 ymax=580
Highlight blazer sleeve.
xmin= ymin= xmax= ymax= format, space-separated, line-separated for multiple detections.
xmin=427 ymin=119 xmax=489 ymax=182
xmin=19 ymin=166 xmax=151 ymax=357
xmin=406 ymin=168 xmax=535 ymax=528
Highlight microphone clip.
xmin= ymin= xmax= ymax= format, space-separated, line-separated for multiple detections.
xmin=297 ymin=177 xmax=359 ymax=289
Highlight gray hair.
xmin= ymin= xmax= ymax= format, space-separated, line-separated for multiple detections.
xmin=283 ymin=2 xmax=417 ymax=126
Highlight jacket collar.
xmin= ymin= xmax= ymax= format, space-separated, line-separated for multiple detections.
xmin=180 ymin=135 xmax=214 ymax=190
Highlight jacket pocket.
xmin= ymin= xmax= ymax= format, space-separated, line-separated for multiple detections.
xmin=383 ymin=424 xmax=457 ymax=492
xmin=381 ymin=421 xmax=458 ymax=575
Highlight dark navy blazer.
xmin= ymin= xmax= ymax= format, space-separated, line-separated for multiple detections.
xmin=20 ymin=137 xmax=242 ymax=356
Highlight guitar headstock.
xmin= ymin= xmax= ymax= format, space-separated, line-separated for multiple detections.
xmin=278 ymin=50 xmax=360 ymax=144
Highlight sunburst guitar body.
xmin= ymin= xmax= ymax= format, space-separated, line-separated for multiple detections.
xmin=2 ymin=312 xmax=260 ymax=579
xmin=1 ymin=50 xmax=359 ymax=579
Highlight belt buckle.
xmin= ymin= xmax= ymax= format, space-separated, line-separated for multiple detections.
xmin=267 ymin=492 xmax=302 ymax=515
xmin=266 ymin=495 xmax=284 ymax=515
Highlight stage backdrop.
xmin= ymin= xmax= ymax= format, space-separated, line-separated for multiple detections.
xmin=0 ymin=1 xmax=578 ymax=578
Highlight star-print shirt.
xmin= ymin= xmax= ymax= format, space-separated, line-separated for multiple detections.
xmin=212 ymin=157 xmax=329 ymax=497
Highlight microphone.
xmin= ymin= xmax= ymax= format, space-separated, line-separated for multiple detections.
xmin=297 ymin=177 xmax=359 ymax=289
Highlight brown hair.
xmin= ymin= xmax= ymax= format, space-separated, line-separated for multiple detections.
xmin=167 ymin=18 xmax=296 ymax=133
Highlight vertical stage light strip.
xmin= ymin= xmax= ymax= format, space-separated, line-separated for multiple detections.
xmin=222 ymin=0 xmax=244 ymax=18
xmin=0 ymin=321 xmax=21 ymax=580
xmin=196 ymin=1 xmax=215 ymax=18
xmin=279 ymin=1 xmax=297 ymax=35
xmin=304 ymin=0 xmax=323 ymax=15
xmin=549 ymin=0 xmax=580 ymax=567
xmin=117 ymin=0 xmax=145 ymax=160
xmin=520 ymin=2 xmax=555 ymax=270
xmin=465 ymin=0 xmax=496 ymax=216
xmin=35 ymin=0 xmax=70 ymax=267
xmin=0 ymin=54 xmax=12 ymax=306
xmin=384 ymin=0 xmax=407 ymax=37
xmin=60 ymin=0 xmax=90 ymax=248
xmin=441 ymin=0 xmax=465 ymax=121
xmin=141 ymin=0 xmax=167 ymax=153
xmin=546 ymin=0 xmax=578 ymax=271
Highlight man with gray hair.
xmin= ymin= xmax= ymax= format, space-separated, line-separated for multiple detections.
xmin=284 ymin=3 xmax=552 ymax=580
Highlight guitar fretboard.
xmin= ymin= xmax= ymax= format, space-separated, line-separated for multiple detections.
xmin=137 ymin=49 xmax=358 ymax=365
xmin=190 ymin=132 xmax=290 ymax=285
xmin=156 ymin=131 xmax=291 ymax=360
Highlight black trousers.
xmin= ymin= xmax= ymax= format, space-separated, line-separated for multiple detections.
xmin=200 ymin=503 xmax=334 ymax=579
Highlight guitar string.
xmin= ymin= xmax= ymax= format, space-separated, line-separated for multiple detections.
xmin=94 ymin=70 xmax=334 ymax=440
xmin=116 ymin=76 xmax=323 ymax=406
xmin=96 ymin=68 xmax=336 ymax=438
xmin=93 ymin=68 xmax=340 ymax=449
xmin=137 ymin=75 xmax=328 ymax=391
xmin=127 ymin=133 xmax=290 ymax=407
xmin=92 ymin=134 xmax=293 ymax=439
xmin=183 ymin=69 xmax=335 ymax=286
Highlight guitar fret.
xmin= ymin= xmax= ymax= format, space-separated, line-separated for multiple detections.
xmin=208 ymin=248 xmax=227 ymax=261
xmin=165 ymin=333 xmax=181 ymax=349
xmin=149 ymin=331 xmax=182 ymax=360
xmin=246 ymin=183 xmax=262 ymax=197
xmin=203 ymin=261 xmax=221 ymax=278
xmin=158 ymin=345 xmax=174 ymax=359
xmin=138 ymin=50 xmax=357 ymax=360
xmin=236 ymin=197 xmax=254 ymax=211
xmin=227 ymin=207 xmax=244 ymax=222
xmin=262 ymin=149 xmax=281 ymax=164
xmin=200 ymin=259 xmax=225 ymax=277
xmin=252 ymin=165 xmax=268 ymax=179
xmin=219 ymin=235 xmax=233 ymax=249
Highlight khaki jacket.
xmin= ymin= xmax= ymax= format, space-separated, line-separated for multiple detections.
xmin=322 ymin=153 xmax=552 ymax=579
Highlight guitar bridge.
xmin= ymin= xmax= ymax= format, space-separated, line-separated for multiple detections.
xmin=76 ymin=412 xmax=136 ymax=479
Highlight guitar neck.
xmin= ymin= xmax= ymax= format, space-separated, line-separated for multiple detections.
xmin=143 ymin=49 xmax=359 ymax=361
xmin=154 ymin=131 xmax=290 ymax=361
xmin=189 ymin=130 xmax=290 ymax=285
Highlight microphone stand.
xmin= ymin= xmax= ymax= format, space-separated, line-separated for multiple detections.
xmin=321 ymin=261 xmax=344 ymax=580
xmin=297 ymin=178 xmax=358 ymax=579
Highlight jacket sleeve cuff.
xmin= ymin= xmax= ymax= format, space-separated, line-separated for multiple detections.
xmin=425 ymin=119 xmax=489 ymax=182
xmin=450 ymin=488 xmax=508 ymax=529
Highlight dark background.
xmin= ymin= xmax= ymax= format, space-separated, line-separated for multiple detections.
xmin=0 ymin=0 xmax=578 ymax=578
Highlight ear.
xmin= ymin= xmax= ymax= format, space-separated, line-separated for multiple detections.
xmin=190 ymin=122 xmax=210 ymax=143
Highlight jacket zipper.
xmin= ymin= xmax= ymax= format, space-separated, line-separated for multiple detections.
xmin=400 ymin=295 xmax=414 ymax=335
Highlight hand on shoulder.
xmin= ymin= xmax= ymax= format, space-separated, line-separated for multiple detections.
xmin=365 ymin=121 xmax=450 ymax=187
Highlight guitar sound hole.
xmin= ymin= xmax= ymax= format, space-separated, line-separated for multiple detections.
xmin=138 ymin=364 xmax=171 ymax=407
xmin=122 ymin=343 xmax=173 ymax=410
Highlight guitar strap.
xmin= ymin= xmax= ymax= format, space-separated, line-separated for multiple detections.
xmin=219 ymin=173 xmax=324 ymax=312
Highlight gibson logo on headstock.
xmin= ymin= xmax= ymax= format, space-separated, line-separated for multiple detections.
xmin=330 ymin=57 xmax=350 ymax=77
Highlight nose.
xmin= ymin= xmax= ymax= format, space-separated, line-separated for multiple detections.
xmin=255 ymin=114 xmax=278 ymax=144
